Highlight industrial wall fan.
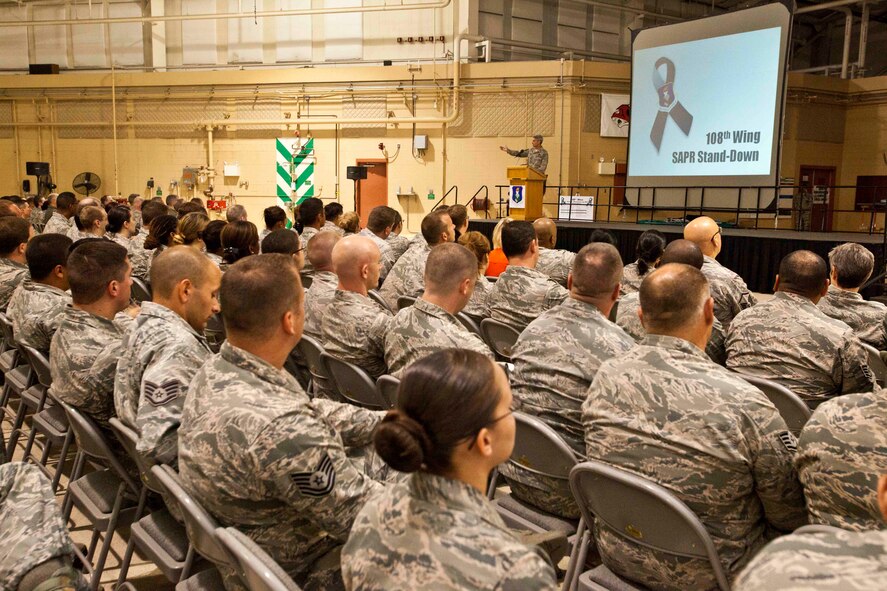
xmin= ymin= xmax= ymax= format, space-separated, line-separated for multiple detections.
xmin=72 ymin=172 xmax=102 ymax=197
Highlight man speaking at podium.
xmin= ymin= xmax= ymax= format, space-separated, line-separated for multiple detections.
xmin=500 ymin=134 xmax=549 ymax=174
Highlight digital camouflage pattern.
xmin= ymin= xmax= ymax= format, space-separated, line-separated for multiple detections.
xmin=817 ymin=285 xmax=887 ymax=350
xmin=726 ymin=291 xmax=876 ymax=407
xmin=323 ymin=220 xmax=345 ymax=237
xmin=128 ymin=240 xmax=154 ymax=280
xmin=342 ymin=471 xmax=557 ymax=591
xmin=583 ymin=334 xmax=807 ymax=590
xmin=50 ymin=307 xmax=132 ymax=428
xmin=321 ymin=290 xmax=392 ymax=379
xmin=66 ymin=226 xmax=92 ymax=243
xmin=505 ymin=146 xmax=549 ymax=174
xmin=114 ymin=302 xmax=212 ymax=466
xmin=504 ymin=298 xmax=633 ymax=519
xmin=300 ymin=227 xmax=320 ymax=275
xmin=304 ymin=271 xmax=339 ymax=339
xmin=106 ymin=232 xmax=131 ymax=249
xmin=462 ymin=275 xmax=492 ymax=318
xmin=378 ymin=243 xmax=430 ymax=311
xmin=619 ymin=260 xmax=649 ymax=296
xmin=616 ymin=291 xmax=727 ymax=365
xmin=384 ymin=298 xmax=493 ymax=377
xmin=206 ymin=252 xmax=224 ymax=268
xmin=41 ymin=211 xmax=71 ymax=236
xmin=178 ymin=341 xmax=385 ymax=591
xmin=357 ymin=229 xmax=396 ymax=285
xmin=7 ymin=280 xmax=72 ymax=353
xmin=385 ymin=233 xmax=411 ymax=261
xmin=535 ymin=247 xmax=574 ymax=288
xmin=795 ymin=390 xmax=887 ymax=531
xmin=487 ymin=266 xmax=569 ymax=332
xmin=0 ymin=258 xmax=29 ymax=312
xmin=701 ymin=255 xmax=757 ymax=328
xmin=29 ymin=207 xmax=46 ymax=232
xmin=0 ymin=462 xmax=88 ymax=591
xmin=734 ymin=528 xmax=887 ymax=591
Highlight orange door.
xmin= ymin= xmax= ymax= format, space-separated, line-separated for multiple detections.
xmin=800 ymin=165 xmax=836 ymax=232
xmin=356 ymin=159 xmax=388 ymax=227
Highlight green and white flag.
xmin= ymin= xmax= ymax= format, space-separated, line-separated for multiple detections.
xmin=276 ymin=137 xmax=315 ymax=227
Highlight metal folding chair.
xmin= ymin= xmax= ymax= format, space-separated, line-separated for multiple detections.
xmin=321 ymin=352 xmax=391 ymax=409
xmin=456 ymin=312 xmax=482 ymax=336
xmin=734 ymin=372 xmax=812 ymax=434
xmin=58 ymin=401 xmax=143 ymax=589
xmin=570 ymin=461 xmax=731 ymax=591
xmin=375 ymin=375 xmax=401 ymax=409
xmin=368 ymin=289 xmax=394 ymax=313
xmin=396 ymin=296 xmax=416 ymax=310
xmin=479 ymin=318 xmax=521 ymax=361
xmin=216 ymin=527 xmax=303 ymax=591
xmin=299 ymin=272 xmax=313 ymax=289
xmin=295 ymin=334 xmax=335 ymax=397
xmin=204 ymin=313 xmax=226 ymax=354
xmin=131 ymin=276 xmax=153 ymax=304
xmin=861 ymin=342 xmax=887 ymax=387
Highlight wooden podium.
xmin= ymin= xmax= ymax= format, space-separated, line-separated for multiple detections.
xmin=507 ymin=166 xmax=546 ymax=221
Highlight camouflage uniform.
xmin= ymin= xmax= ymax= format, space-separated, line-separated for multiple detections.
xmin=114 ymin=302 xmax=212 ymax=466
xmin=734 ymin=528 xmax=887 ymax=591
xmin=818 ymin=285 xmax=887 ymax=350
xmin=0 ymin=462 xmax=88 ymax=591
xmin=29 ymin=208 xmax=45 ymax=232
xmin=504 ymin=298 xmax=634 ymax=519
xmin=50 ymin=307 xmax=132 ymax=429
xmin=463 ymin=275 xmax=492 ymax=318
xmin=342 ymin=472 xmax=557 ymax=591
xmin=301 ymin=226 xmax=320 ymax=245
xmin=535 ymin=247 xmax=574 ymax=288
xmin=726 ymin=291 xmax=876 ymax=407
xmin=322 ymin=290 xmax=392 ymax=379
xmin=304 ymin=271 xmax=339 ymax=339
xmin=128 ymin=235 xmax=153 ymax=279
xmin=487 ymin=266 xmax=569 ymax=332
xmin=408 ymin=232 xmax=427 ymax=251
xmin=0 ymin=258 xmax=29 ymax=312
xmin=178 ymin=341 xmax=385 ymax=590
xmin=323 ymin=221 xmax=345 ymax=237
xmin=259 ymin=227 xmax=273 ymax=244
xmin=357 ymin=229 xmax=396 ymax=284
xmin=106 ymin=233 xmax=131 ymax=249
xmin=583 ymin=334 xmax=807 ymax=590
xmin=66 ymin=226 xmax=92 ymax=242
xmin=384 ymin=298 xmax=493 ymax=377
xmin=132 ymin=210 xmax=142 ymax=234
xmin=795 ymin=390 xmax=887 ymax=531
xmin=386 ymin=233 xmax=411 ymax=262
xmin=701 ymin=255 xmax=757 ymax=328
xmin=620 ymin=260 xmax=650 ymax=296
xmin=206 ymin=252 xmax=224 ymax=268
xmin=7 ymin=280 xmax=72 ymax=353
xmin=616 ymin=291 xmax=727 ymax=365
xmin=378 ymin=243 xmax=430 ymax=311
xmin=505 ymin=146 xmax=548 ymax=173
xmin=41 ymin=211 xmax=71 ymax=236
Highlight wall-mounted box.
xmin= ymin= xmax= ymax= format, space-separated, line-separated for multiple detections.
xmin=414 ymin=135 xmax=428 ymax=150
xmin=598 ymin=161 xmax=617 ymax=175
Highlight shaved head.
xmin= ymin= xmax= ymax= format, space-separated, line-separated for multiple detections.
xmin=533 ymin=217 xmax=557 ymax=249
xmin=425 ymin=243 xmax=477 ymax=295
xmin=640 ymin=263 xmax=710 ymax=334
xmin=307 ymin=230 xmax=340 ymax=271
xmin=683 ymin=216 xmax=721 ymax=257
xmin=659 ymin=239 xmax=704 ymax=269
xmin=332 ymin=235 xmax=381 ymax=290
xmin=150 ymin=246 xmax=215 ymax=298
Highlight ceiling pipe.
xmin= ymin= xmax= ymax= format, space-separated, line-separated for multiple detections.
xmin=858 ymin=1 xmax=869 ymax=73
xmin=837 ymin=7 xmax=853 ymax=78
xmin=0 ymin=0 xmax=451 ymax=27
xmin=486 ymin=37 xmax=630 ymax=62
xmin=795 ymin=0 xmax=880 ymax=14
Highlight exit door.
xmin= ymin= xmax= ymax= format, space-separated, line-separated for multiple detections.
xmin=356 ymin=159 xmax=388 ymax=227
xmin=799 ymin=165 xmax=836 ymax=232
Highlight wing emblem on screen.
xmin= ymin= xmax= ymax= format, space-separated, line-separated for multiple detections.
xmin=650 ymin=57 xmax=693 ymax=152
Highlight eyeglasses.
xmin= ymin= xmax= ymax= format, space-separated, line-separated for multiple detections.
xmin=710 ymin=229 xmax=721 ymax=242
xmin=466 ymin=402 xmax=517 ymax=449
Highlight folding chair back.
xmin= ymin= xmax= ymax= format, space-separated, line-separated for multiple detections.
xmin=569 ymin=461 xmax=731 ymax=591
xmin=152 ymin=464 xmax=232 ymax=568
xmin=479 ymin=318 xmax=521 ymax=360
xmin=204 ymin=313 xmax=226 ymax=354
xmin=396 ymin=296 xmax=416 ymax=310
xmin=295 ymin=335 xmax=334 ymax=394
xmin=375 ymin=375 xmax=400 ymax=408
xmin=320 ymin=353 xmax=389 ymax=409
xmin=21 ymin=345 xmax=52 ymax=389
xmin=735 ymin=372 xmax=811 ymax=434
xmin=299 ymin=272 xmax=313 ymax=289
xmin=216 ymin=527 xmax=302 ymax=591
xmin=57 ymin=400 xmax=140 ymax=494
xmin=108 ymin=418 xmax=165 ymax=495
xmin=456 ymin=312 xmax=482 ymax=336
xmin=509 ymin=412 xmax=578 ymax=479
xmin=0 ymin=312 xmax=19 ymax=366
xmin=131 ymin=277 xmax=153 ymax=304
xmin=861 ymin=343 xmax=887 ymax=387
xmin=368 ymin=290 xmax=394 ymax=313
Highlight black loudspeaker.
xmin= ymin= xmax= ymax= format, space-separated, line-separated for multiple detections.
xmin=29 ymin=64 xmax=59 ymax=75
xmin=22 ymin=180 xmax=30 ymax=193
xmin=26 ymin=162 xmax=50 ymax=176
xmin=347 ymin=166 xmax=368 ymax=180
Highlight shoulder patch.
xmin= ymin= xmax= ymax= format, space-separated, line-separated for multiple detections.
xmin=290 ymin=452 xmax=337 ymax=497
xmin=778 ymin=431 xmax=798 ymax=453
xmin=144 ymin=379 xmax=183 ymax=406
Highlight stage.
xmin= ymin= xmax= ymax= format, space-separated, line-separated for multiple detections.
xmin=467 ymin=219 xmax=887 ymax=296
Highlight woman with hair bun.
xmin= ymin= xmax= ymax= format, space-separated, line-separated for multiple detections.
xmin=220 ymin=220 xmax=260 ymax=269
xmin=342 ymin=349 xmax=557 ymax=591
xmin=621 ymin=229 xmax=666 ymax=295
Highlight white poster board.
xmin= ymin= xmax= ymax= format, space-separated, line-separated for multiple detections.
xmin=558 ymin=195 xmax=596 ymax=221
